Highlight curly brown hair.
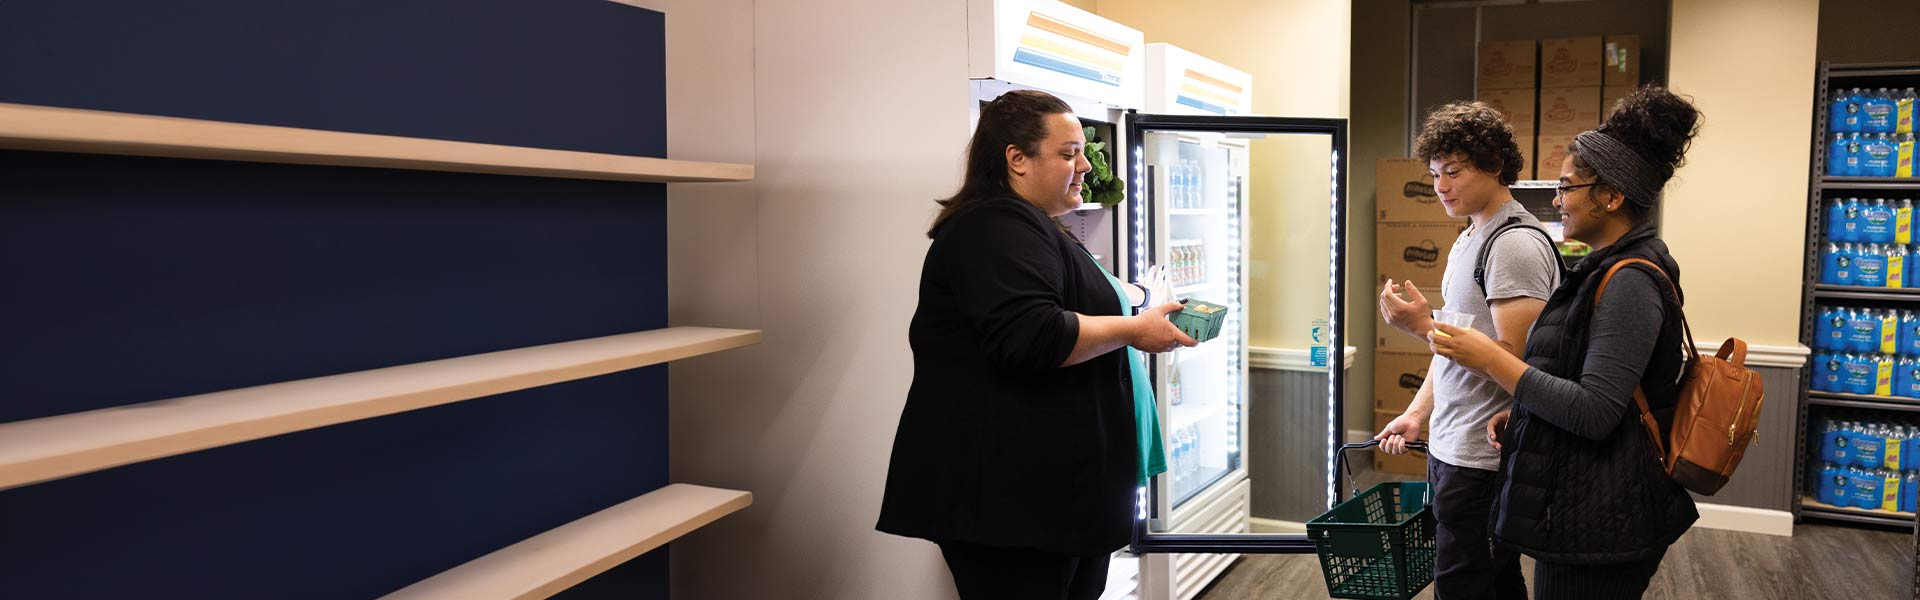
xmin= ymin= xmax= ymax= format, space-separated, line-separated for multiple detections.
xmin=1413 ymin=101 xmax=1526 ymax=185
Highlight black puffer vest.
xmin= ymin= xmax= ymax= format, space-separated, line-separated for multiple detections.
xmin=1488 ymin=226 xmax=1699 ymax=564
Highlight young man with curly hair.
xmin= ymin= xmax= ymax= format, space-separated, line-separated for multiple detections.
xmin=1375 ymin=101 xmax=1560 ymax=599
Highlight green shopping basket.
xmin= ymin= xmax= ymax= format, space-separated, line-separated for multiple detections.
xmin=1305 ymin=440 xmax=1437 ymax=600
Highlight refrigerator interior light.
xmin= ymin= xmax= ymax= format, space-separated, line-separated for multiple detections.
xmin=1324 ymin=150 xmax=1341 ymax=507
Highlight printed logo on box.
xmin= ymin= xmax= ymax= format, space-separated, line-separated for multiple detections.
xmin=1546 ymin=48 xmax=1576 ymax=75
xmin=1398 ymin=369 xmax=1427 ymax=390
xmin=1403 ymin=240 xmax=1442 ymax=266
xmin=1402 ymin=181 xmax=1437 ymax=203
xmin=1481 ymin=52 xmax=1513 ymax=77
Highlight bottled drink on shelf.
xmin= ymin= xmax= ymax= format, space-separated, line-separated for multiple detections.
xmin=1836 ymin=87 xmax=1865 ymax=133
xmin=1899 ymin=88 xmax=1919 ymax=134
xmin=1898 ymin=133 xmax=1916 ymax=178
xmin=1864 ymin=133 xmax=1898 ymax=178
xmin=1830 ymin=133 xmax=1855 ymax=176
xmin=1866 ymin=88 xmax=1898 ymax=134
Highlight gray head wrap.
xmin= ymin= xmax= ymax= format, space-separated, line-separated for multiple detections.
xmin=1571 ymin=131 xmax=1664 ymax=212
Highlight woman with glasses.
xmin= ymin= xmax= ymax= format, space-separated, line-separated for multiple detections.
xmin=1425 ymin=85 xmax=1703 ymax=599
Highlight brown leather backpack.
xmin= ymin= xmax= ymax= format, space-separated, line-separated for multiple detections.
xmin=1597 ymin=258 xmax=1764 ymax=496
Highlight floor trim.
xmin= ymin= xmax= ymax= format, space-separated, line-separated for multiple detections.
xmin=1691 ymin=502 xmax=1795 ymax=537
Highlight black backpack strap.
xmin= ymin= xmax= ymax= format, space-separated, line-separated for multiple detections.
xmin=1473 ymin=215 xmax=1564 ymax=297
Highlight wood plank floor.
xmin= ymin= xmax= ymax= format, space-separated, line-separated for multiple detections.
xmin=1196 ymin=524 xmax=1912 ymax=599
xmin=1201 ymin=467 xmax=1915 ymax=599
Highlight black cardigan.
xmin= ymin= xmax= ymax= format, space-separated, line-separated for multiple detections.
xmin=876 ymin=196 xmax=1139 ymax=557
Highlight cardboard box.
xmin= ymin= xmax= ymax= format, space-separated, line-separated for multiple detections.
xmin=1476 ymin=88 xmax=1536 ymax=135
xmin=1517 ymin=134 xmax=1536 ymax=181
xmin=1476 ymin=40 xmax=1537 ymax=91
xmin=1541 ymin=36 xmax=1604 ymax=87
xmin=1374 ymin=350 xmax=1434 ymax=411
xmin=1376 ymin=221 xmax=1465 ymax=290
xmin=1603 ymin=35 xmax=1640 ymax=87
xmin=1373 ymin=409 xmax=1429 ymax=475
xmin=1537 ymin=133 xmax=1577 ymax=178
xmin=1538 ymin=86 xmax=1601 ymax=135
xmin=1377 ymin=315 xmax=1430 ymax=353
xmin=1603 ymin=85 xmax=1634 ymax=121
xmin=1376 ymin=157 xmax=1444 ymax=223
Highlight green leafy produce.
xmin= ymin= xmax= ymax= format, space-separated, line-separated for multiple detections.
xmin=1082 ymin=126 xmax=1127 ymax=208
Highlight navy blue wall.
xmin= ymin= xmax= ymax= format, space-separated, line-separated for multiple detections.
xmin=0 ymin=1 xmax=673 ymax=598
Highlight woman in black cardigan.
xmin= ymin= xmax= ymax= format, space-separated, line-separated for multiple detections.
xmin=876 ymin=90 xmax=1195 ymax=600
xmin=1427 ymin=86 xmax=1704 ymax=599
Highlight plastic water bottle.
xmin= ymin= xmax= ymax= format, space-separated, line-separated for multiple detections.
xmin=1830 ymin=133 xmax=1852 ymax=177
xmin=1895 ymin=355 xmax=1919 ymax=398
xmin=1865 ymin=134 xmax=1898 ymax=177
xmin=1896 ymin=471 xmax=1912 ymax=511
xmin=1899 ymin=133 xmax=1917 ymax=178
xmin=1845 ymin=198 xmax=1865 ymax=240
xmin=1867 ymin=88 xmax=1898 ymax=134
xmin=1900 ymin=310 xmax=1920 ymax=356
xmin=1827 ymin=198 xmax=1850 ymax=240
xmin=1840 ymin=88 xmax=1866 ymax=133
xmin=1827 ymin=243 xmax=1851 ymax=285
xmin=1844 ymin=308 xmax=1871 ymax=353
xmin=1819 ymin=462 xmax=1848 ymax=505
xmin=1856 ymin=421 xmax=1886 ymax=467
xmin=1856 ymin=245 xmax=1888 ymax=287
xmin=1898 ymin=199 xmax=1915 ymax=243
xmin=1900 ymin=88 xmax=1919 ymax=134
xmin=1816 ymin=306 xmax=1839 ymax=350
xmin=1825 ymin=419 xmax=1853 ymax=463
xmin=1843 ymin=354 xmax=1871 ymax=395
xmin=1832 ymin=88 xmax=1853 ymax=133
xmin=1866 ymin=199 xmax=1895 ymax=243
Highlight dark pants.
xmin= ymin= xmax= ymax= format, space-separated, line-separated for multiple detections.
xmin=1429 ymin=457 xmax=1528 ymax=600
xmin=937 ymin=540 xmax=1110 ymax=600
xmin=1532 ymin=548 xmax=1668 ymax=599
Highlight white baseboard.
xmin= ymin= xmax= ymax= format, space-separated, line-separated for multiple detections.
xmin=1690 ymin=503 xmax=1794 ymax=537
xmin=1691 ymin=339 xmax=1808 ymax=369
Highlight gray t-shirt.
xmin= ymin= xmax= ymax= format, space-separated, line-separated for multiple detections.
xmin=1428 ymin=199 xmax=1560 ymax=471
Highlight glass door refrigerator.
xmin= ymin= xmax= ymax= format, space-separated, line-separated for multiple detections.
xmin=1121 ymin=43 xmax=1350 ymax=600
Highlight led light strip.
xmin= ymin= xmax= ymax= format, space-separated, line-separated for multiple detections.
xmin=1326 ymin=150 xmax=1341 ymax=508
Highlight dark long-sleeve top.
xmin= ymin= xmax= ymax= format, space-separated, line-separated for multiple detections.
xmin=1515 ymin=268 xmax=1667 ymax=440
xmin=877 ymin=196 xmax=1139 ymax=557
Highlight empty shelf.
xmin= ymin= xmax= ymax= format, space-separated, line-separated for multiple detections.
xmin=385 ymin=483 xmax=752 ymax=600
xmin=0 ymin=102 xmax=752 ymax=183
xmin=0 ymin=327 xmax=760 ymax=490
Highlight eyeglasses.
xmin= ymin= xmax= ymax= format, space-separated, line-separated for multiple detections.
xmin=1554 ymin=182 xmax=1601 ymax=198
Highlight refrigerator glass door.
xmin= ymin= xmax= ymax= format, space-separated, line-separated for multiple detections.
xmin=1126 ymin=113 xmax=1346 ymax=554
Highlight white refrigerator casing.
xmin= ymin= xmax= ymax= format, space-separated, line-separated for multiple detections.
xmin=1144 ymin=43 xmax=1254 ymax=117
xmin=968 ymin=0 xmax=1146 ymax=113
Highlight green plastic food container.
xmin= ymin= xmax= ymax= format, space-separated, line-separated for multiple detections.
xmin=1169 ymin=299 xmax=1229 ymax=343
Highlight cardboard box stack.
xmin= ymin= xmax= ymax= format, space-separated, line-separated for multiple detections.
xmin=1475 ymin=40 xmax=1537 ymax=180
xmin=1373 ymin=157 xmax=1464 ymax=474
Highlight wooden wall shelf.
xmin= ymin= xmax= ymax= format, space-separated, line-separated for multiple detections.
xmin=384 ymin=484 xmax=751 ymax=600
xmin=0 ymin=327 xmax=761 ymax=490
xmin=0 ymin=103 xmax=752 ymax=183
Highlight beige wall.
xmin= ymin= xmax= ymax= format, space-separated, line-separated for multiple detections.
xmin=1664 ymin=0 xmax=1818 ymax=348
xmin=661 ymin=0 xmax=969 ymax=598
xmin=1093 ymin=0 xmax=1352 ymax=353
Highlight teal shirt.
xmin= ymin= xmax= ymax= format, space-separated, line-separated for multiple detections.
xmin=1084 ymin=250 xmax=1168 ymax=485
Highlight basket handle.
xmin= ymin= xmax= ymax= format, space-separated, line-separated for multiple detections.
xmin=1336 ymin=440 xmax=1427 ymax=502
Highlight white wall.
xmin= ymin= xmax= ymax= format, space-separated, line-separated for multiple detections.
xmin=661 ymin=0 xmax=973 ymax=598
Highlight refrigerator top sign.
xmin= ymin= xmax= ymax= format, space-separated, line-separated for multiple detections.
xmin=969 ymin=0 xmax=1146 ymax=110
xmin=1145 ymin=43 xmax=1254 ymax=117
